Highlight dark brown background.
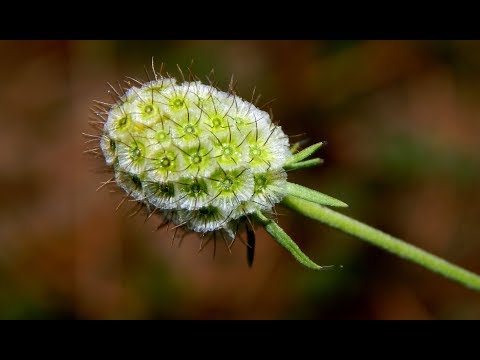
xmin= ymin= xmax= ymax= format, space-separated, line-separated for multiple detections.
xmin=1 ymin=40 xmax=480 ymax=319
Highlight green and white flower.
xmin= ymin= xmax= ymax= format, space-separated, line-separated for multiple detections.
xmin=100 ymin=76 xmax=291 ymax=238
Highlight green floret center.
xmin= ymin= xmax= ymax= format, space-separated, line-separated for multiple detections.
xmin=212 ymin=116 xmax=223 ymax=128
xmin=160 ymin=157 xmax=171 ymax=168
xmin=254 ymin=174 xmax=268 ymax=191
xmin=153 ymin=182 xmax=175 ymax=197
xmin=250 ymin=146 xmax=262 ymax=157
xmin=170 ymin=97 xmax=185 ymax=111
xmin=149 ymin=86 xmax=163 ymax=92
xmin=222 ymin=146 xmax=233 ymax=156
xmin=212 ymin=118 xmax=222 ymax=127
xmin=234 ymin=117 xmax=246 ymax=125
xmin=160 ymin=183 xmax=174 ymax=195
xmin=118 ymin=115 xmax=130 ymax=129
xmin=192 ymin=154 xmax=202 ymax=164
xmin=139 ymin=103 xmax=161 ymax=122
xmin=184 ymin=125 xmax=195 ymax=134
xmin=222 ymin=177 xmax=234 ymax=190
xmin=151 ymin=149 xmax=177 ymax=176
xmin=185 ymin=179 xmax=208 ymax=197
xmin=191 ymin=183 xmax=202 ymax=194
xmin=199 ymin=206 xmax=212 ymax=215
xmin=109 ymin=138 xmax=116 ymax=152
xmin=131 ymin=175 xmax=142 ymax=189
xmin=156 ymin=131 xmax=168 ymax=142
xmin=130 ymin=144 xmax=144 ymax=159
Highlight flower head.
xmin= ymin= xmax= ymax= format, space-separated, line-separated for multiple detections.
xmin=96 ymin=69 xmax=291 ymax=242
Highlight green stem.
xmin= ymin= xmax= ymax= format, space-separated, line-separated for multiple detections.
xmin=281 ymin=195 xmax=480 ymax=291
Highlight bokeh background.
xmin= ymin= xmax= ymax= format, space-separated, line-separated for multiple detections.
xmin=1 ymin=40 xmax=480 ymax=319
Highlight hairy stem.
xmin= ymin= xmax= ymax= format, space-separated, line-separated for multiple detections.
xmin=281 ymin=195 xmax=480 ymax=291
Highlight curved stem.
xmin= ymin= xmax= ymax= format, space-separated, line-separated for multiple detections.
xmin=281 ymin=195 xmax=480 ymax=291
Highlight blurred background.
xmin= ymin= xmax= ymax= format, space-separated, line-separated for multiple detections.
xmin=1 ymin=40 xmax=480 ymax=319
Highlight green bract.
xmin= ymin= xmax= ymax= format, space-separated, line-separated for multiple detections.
xmin=100 ymin=78 xmax=291 ymax=239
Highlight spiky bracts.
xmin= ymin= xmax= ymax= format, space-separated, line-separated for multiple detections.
xmin=95 ymin=71 xmax=290 ymax=242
